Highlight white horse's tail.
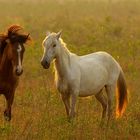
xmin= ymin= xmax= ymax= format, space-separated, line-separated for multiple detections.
xmin=116 ymin=70 xmax=128 ymax=118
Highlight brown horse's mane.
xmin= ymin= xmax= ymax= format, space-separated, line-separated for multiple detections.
xmin=0 ymin=24 xmax=30 ymax=55
xmin=0 ymin=34 xmax=7 ymax=54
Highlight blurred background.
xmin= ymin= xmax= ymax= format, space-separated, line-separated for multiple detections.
xmin=0 ymin=0 xmax=140 ymax=139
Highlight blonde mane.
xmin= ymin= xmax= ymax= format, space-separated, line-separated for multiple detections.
xmin=54 ymin=37 xmax=71 ymax=84
xmin=59 ymin=38 xmax=71 ymax=54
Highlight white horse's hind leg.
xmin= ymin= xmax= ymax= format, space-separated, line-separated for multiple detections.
xmin=61 ymin=93 xmax=70 ymax=116
xmin=105 ymin=85 xmax=115 ymax=123
xmin=95 ymin=90 xmax=107 ymax=122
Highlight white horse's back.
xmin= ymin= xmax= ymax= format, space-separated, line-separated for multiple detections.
xmin=76 ymin=51 xmax=120 ymax=96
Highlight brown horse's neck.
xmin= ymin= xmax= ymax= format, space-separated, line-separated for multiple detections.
xmin=0 ymin=48 xmax=13 ymax=78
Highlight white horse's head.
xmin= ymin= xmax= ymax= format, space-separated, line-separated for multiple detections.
xmin=41 ymin=31 xmax=62 ymax=69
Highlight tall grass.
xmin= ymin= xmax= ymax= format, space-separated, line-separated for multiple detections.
xmin=0 ymin=0 xmax=140 ymax=139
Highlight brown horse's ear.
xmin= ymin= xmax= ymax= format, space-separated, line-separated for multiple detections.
xmin=18 ymin=33 xmax=31 ymax=44
xmin=24 ymin=33 xmax=30 ymax=42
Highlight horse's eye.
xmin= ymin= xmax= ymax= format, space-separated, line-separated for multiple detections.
xmin=53 ymin=44 xmax=56 ymax=47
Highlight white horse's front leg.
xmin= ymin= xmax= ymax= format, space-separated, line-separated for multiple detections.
xmin=61 ymin=93 xmax=70 ymax=117
xmin=69 ymin=94 xmax=78 ymax=119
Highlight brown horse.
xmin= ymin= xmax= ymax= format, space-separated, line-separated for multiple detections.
xmin=0 ymin=25 xmax=30 ymax=121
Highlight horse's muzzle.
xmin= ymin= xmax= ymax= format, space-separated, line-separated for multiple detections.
xmin=41 ymin=60 xmax=50 ymax=69
xmin=15 ymin=67 xmax=23 ymax=76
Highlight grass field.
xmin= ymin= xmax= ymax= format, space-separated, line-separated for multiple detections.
xmin=0 ymin=0 xmax=140 ymax=139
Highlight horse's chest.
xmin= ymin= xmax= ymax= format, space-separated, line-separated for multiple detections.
xmin=56 ymin=78 xmax=69 ymax=94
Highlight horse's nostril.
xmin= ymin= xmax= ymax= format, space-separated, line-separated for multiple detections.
xmin=15 ymin=68 xmax=23 ymax=76
xmin=15 ymin=68 xmax=18 ymax=73
xmin=41 ymin=60 xmax=48 ymax=66
xmin=41 ymin=59 xmax=50 ymax=69
xmin=41 ymin=59 xmax=46 ymax=64
xmin=45 ymin=60 xmax=49 ymax=65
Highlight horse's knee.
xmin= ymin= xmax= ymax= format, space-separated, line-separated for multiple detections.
xmin=101 ymin=102 xmax=107 ymax=116
xmin=108 ymin=96 xmax=112 ymax=106
xmin=4 ymin=109 xmax=11 ymax=121
xmin=103 ymin=103 xmax=107 ymax=112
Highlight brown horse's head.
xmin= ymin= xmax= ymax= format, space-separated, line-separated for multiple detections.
xmin=0 ymin=24 xmax=30 ymax=76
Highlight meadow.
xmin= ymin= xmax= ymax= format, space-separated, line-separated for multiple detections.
xmin=0 ymin=0 xmax=140 ymax=139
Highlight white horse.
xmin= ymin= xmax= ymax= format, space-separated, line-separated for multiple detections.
xmin=41 ymin=31 xmax=128 ymax=124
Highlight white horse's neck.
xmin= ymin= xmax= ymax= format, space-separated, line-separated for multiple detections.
xmin=54 ymin=40 xmax=71 ymax=80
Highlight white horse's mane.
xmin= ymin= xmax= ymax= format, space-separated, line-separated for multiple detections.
xmin=59 ymin=38 xmax=71 ymax=54
xmin=54 ymin=37 xmax=71 ymax=82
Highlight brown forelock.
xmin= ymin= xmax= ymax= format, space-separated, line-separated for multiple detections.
xmin=7 ymin=24 xmax=23 ymax=36
xmin=7 ymin=24 xmax=30 ymax=44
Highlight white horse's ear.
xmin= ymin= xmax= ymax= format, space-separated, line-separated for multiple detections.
xmin=46 ymin=31 xmax=50 ymax=36
xmin=56 ymin=30 xmax=62 ymax=40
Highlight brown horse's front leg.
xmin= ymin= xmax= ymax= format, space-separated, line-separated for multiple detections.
xmin=4 ymin=90 xmax=15 ymax=121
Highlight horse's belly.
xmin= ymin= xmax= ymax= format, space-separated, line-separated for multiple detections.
xmin=79 ymin=84 xmax=104 ymax=97
xmin=79 ymin=70 xmax=108 ymax=97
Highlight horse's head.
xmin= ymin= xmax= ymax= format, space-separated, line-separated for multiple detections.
xmin=41 ymin=31 xmax=62 ymax=69
xmin=5 ymin=25 xmax=30 ymax=76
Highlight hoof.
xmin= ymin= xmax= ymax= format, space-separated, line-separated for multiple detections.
xmin=4 ymin=111 xmax=11 ymax=121
xmin=68 ymin=112 xmax=76 ymax=123
xmin=69 ymin=112 xmax=76 ymax=118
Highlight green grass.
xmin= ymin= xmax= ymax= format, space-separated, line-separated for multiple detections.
xmin=0 ymin=0 xmax=140 ymax=139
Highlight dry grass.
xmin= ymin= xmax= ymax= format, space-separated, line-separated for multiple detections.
xmin=0 ymin=0 xmax=140 ymax=139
